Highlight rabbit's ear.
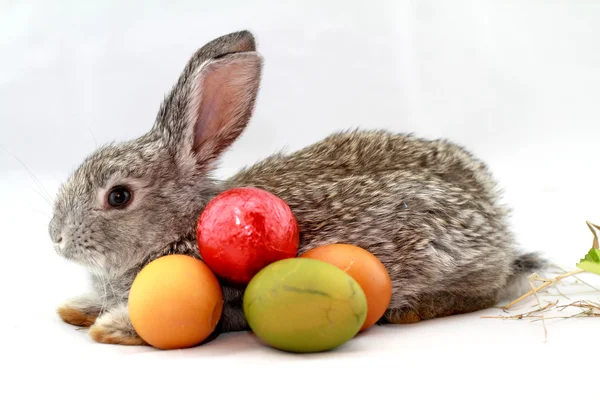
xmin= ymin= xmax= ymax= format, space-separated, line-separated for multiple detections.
xmin=154 ymin=31 xmax=262 ymax=170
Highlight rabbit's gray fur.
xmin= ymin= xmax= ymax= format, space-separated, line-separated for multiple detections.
xmin=50 ymin=30 xmax=544 ymax=344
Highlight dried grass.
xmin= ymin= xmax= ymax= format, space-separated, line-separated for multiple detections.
xmin=482 ymin=221 xmax=600 ymax=341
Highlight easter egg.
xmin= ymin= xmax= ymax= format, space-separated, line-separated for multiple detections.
xmin=128 ymin=255 xmax=223 ymax=350
xmin=197 ymin=187 xmax=300 ymax=285
xmin=243 ymin=258 xmax=367 ymax=353
xmin=300 ymin=244 xmax=392 ymax=331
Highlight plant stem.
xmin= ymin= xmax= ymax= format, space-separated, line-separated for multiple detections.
xmin=586 ymin=220 xmax=600 ymax=250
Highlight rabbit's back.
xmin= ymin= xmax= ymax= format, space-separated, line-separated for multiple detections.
xmin=227 ymin=130 xmax=517 ymax=312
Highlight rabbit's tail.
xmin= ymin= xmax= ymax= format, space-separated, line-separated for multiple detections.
xmin=498 ymin=252 xmax=548 ymax=302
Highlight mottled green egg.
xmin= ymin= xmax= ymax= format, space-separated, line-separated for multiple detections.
xmin=243 ymin=258 xmax=368 ymax=353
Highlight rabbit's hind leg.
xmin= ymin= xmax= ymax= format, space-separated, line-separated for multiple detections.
xmin=383 ymin=291 xmax=498 ymax=324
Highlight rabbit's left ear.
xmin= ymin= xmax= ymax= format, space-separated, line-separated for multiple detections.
xmin=154 ymin=31 xmax=263 ymax=171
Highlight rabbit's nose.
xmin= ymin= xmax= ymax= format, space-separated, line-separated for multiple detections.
xmin=49 ymin=216 xmax=63 ymax=245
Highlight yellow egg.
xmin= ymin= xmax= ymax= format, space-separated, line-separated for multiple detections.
xmin=128 ymin=255 xmax=223 ymax=350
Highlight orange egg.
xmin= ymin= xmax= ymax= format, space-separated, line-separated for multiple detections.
xmin=299 ymin=243 xmax=392 ymax=332
xmin=128 ymin=254 xmax=223 ymax=350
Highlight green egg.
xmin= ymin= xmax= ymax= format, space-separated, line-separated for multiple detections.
xmin=243 ymin=258 xmax=368 ymax=353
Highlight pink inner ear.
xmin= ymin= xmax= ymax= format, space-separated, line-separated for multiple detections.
xmin=192 ymin=58 xmax=258 ymax=156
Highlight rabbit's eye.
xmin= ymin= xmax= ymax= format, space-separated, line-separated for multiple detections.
xmin=108 ymin=186 xmax=132 ymax=208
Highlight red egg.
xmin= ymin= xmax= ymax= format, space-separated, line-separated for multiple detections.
xmin=197 ymin=187 xmax=300 ymax=284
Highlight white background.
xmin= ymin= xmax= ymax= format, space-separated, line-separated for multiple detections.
xmin=1 ymin=1 xmax=599 ymax=399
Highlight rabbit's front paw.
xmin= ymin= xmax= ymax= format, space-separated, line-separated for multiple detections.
xmin=57 ymin=293 xmax=102 ymax=327
xmin=89 ymin=303 xmax=145 ymax=346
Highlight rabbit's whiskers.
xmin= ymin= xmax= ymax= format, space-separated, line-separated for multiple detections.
xmin=1 ymin=145 xmax=55 ymax=207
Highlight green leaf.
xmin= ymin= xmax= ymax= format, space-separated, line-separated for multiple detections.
xmin=577 ymin=261 xmax=600 ymax=275
xmin=577 ymin=248 xmax=600 ymax=275
xmin=580 ymin=248 xmax=600 ymax=263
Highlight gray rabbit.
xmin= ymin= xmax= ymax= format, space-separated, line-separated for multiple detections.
xmin=50 ymin=30 xmax=544 ymax=345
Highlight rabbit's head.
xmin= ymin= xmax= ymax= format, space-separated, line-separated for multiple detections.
xmin=48 ymin=30 xmax=262 ymax=272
